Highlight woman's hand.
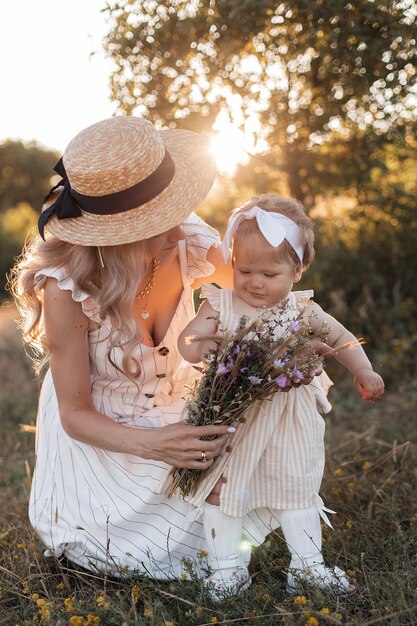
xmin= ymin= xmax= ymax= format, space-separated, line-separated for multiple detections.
xmin=137 ymin=422 xmax=235 ymax=469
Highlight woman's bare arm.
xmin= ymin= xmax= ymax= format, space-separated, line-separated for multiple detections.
xmin=43 ymin=278 xmax=233 ymax=467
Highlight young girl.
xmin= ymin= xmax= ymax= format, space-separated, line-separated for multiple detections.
xmin=174 ymin=195 xmax=385 ymax=600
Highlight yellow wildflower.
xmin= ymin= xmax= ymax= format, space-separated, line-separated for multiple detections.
xmin=362 ymin=461 xmax=372 ymax=470
xmin=143 ymin=608 xmax=153 ymax=617
xmin=21 ymin=580 xmax=30 ymax=595
xmin=16 ymin=543 xmax=26 ymax=549
xmin=180 ymin=573 xmax=188 ymax=580
xmin=334 ymin=613 xmax=343 ymax=620
xmin=69 ymin=617 xmax=85 ymax=626
xmin=306 ymin=617 xmax=319 ymax=626
xmin=164 ymin=622 xmax=174 ymax=626
xmin=95 ymin=592 xmax=110 ymax=609
xmin=64 ymin=596 xmax=75 ymax=612
xmin=320 ymin=607 xmax=330 ymax=615
xmin=293 ymin=595 xmax=308 ymax=605
xmin=35 ymin=596 xmax=54 ymax=623
xmin=333 ymin=468 xmax=343 ymax=476
xmin=210 ymin=619 xmax=218 ymax=624
xmin=56 ymin=582 xmax=65 ymax=590
xmin=195 ymin=607 xmax=203 ymax=616
xmin=131 ymin=584 xmax=141 ymax=599
xmin=31 ymin=593 xmax=40 ymax=601
xmin=347 ymin=481 xmax=355 ymax=490
xmin=86 ymin=616 xmax=100 ymax=625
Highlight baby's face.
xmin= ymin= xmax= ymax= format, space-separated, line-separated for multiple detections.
xmin=233 ymin=235 xmax=301 ymax=309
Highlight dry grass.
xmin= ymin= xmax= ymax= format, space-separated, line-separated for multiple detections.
xmin=1 ymin=306 xmax=416 ymax=626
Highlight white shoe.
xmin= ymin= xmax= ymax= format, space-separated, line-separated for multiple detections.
xmin=204 ymin=565 xmax=251 ymax=602
xmin=287 ymin=562 xmax=356 ymax=595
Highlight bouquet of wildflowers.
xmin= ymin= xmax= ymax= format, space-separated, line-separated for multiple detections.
xmin=167 ymin=300 xmax=357 ymax=498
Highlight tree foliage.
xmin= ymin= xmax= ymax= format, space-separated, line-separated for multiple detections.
xmin=0 ymin=141 xmax=58 ymax=215
xmin=103 ymin=0 xmax=416 ymax=200
xmin=0 ymin=141 xmax=58 ymax=296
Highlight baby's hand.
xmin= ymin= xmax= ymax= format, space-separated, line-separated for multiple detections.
xmin=354 ymin=369 xmax=385 ymax=402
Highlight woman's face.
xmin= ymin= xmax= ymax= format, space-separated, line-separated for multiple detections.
xmin=146 ymin=225 xmax=185 ymax=258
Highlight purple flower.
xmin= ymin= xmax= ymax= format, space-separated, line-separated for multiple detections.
xmin=217 ymin=363 xmax=230 ymax=375
xmin=290 ymin=320 xmax=301 ymax=333
xmin=276 ymin=374 xmax=289 ymax=388
xmin=273 ymin=358 xmax=286 ymax=369
xmin=240 ymin=367 xmax=248 ymax=373
xmin=248 ymin=375 xmax=263 ymax=385
xmin=233 ymin=345 xmax=241 ymax=355
xmin=226 ymin=359 xmax=235 ymax=368
xmin=292 ymin=366 xmax=305 ymax=381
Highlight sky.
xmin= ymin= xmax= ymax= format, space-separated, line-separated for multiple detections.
xmin=0 ymin=0 xmax=116 ymax=153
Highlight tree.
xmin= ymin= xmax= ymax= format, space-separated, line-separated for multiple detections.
xmin=0 ymin=141 xmax=58 ymax=297
xmin=103 ymin=0 xmax=416 ymax=203
xmin=0 ymin=141 xmax=58 ymax=215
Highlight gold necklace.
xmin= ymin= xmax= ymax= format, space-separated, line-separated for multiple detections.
xmin=136 ymin=258 xmax=160 ymax=319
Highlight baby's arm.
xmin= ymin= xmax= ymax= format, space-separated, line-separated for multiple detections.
xmin=305 ymin=301 xmax=384 ymax=402
xmin=178 ymin=300 xmax=219 ymax=363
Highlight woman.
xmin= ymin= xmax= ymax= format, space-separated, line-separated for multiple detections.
xmin=11 ymin=116 xmax=236 ymax=577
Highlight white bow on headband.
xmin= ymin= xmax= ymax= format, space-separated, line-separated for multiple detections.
xmin=221 ymin=205 xmax=305 ymax=263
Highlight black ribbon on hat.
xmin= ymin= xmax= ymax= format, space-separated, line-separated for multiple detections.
xmin=38 ymin=150 xmax=176 ymax=240
xmin=38 ymin=159 xmax=81 ymax=239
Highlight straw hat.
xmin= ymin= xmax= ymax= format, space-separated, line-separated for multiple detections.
xmin=40 ymin=116 xmax=216 ymax=246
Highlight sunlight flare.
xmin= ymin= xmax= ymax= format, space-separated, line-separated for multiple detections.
xmin=210 ymin=111 xmax=250 ymax=175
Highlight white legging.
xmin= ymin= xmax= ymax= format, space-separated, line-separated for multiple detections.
xmin=203 ymin=503 xmax=327 ymax=571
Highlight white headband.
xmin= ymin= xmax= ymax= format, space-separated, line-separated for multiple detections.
xmin=221 ymin=205 xmax=305 ymax=263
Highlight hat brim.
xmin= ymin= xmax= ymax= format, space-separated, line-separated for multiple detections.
xmin=42 ymin=129 xmax=217 ymax=246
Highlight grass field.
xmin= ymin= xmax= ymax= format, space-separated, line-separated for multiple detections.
xmin=0 ymin=304 xmax=416 ymax=626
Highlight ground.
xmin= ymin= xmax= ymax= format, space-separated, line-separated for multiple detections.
xmin=0 ymin=305 xmax=416 ymax=626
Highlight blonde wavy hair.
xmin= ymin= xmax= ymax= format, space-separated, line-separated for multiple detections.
xmin=9 ymin=233 xmax=153 ymax=379
xmin=232 ymin=194 xmax=315 ymax=273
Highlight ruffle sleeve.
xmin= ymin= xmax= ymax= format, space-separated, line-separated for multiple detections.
xmin=200 ymin=282 xmax=221 ymax=312
xmin=34 ymin=266 xmax=102 ymax=326
xmin=293 ymin=289 xmax=314 ymax=308
xmin=182 ymin=213 xmax=220 ymax=283
xmin=34 ymin=266 xmax=89 ymax=302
